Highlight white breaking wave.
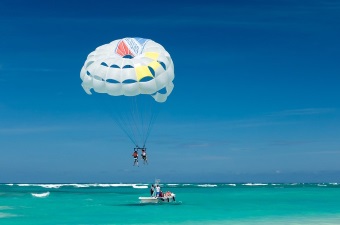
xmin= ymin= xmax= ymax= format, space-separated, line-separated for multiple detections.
xmin=69 ymin=184 xmax=90 ymax=188
xmin=197 ymin=184 xmax=217 ymax=187
xmin=17 ymin=184 xmax=32 ymax=187
xmin=88 ymin=183 xmax=137 ymax=187
xmin=243 ymin=183 xmax=268 ymax=186
xmin=96 ymin=184 xmax=111 ymax=187
xmin=12 ymin=183 xmax=183 ymax=189
xmin=107 ymin=184 xmax=136 ymax=187
xmin=225 ymin=184 xmax=236 ymax=186
xmin=133 ymin=185 xmax=148 ymax=189
xmin=5 ymin=184 xmax=14 ymax=186
xmin=18 ymin=184 xmax=63 ymax=188
xmin=16 ymin=183 xmax=141 ymax=188
xmin=31 ymin=192 xmax=50 ymax=198
xmin=39 ymin=184 xmax=63 ymax=189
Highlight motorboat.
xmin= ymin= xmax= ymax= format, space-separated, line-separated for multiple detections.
xmin=139 ymin=179 xmax=176 ymax=203
xmin=138 ymin=196 xmax=159 ymax=203
xmin=139 ymin=193 xmax=176 ymax=203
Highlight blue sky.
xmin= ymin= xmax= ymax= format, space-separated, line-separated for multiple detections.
xmin=0 ymin=0 xmax=340 ymax=183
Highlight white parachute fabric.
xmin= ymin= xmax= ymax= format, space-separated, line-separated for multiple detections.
xmin=80 ymin=37 xmax=174 ymax=146
xmin=80 ymin=37 xmax=174 ymax=103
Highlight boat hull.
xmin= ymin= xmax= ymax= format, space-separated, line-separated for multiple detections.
xmin=138 ymin=197 xmax=159 ymax=203
xmin=139 ymin=194 xmax=176 ymax=203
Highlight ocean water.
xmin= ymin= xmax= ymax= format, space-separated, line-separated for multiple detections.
xmin=1 ymin=183 xmax=340 ymax=224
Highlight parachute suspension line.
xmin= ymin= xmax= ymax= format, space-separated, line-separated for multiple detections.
xmin=110 ymin=97 xmax=145 ymax=147
xmin=143 ymin=105 xmax=161 ymax=147
xmin=119 ymin=111 xmax=138 ymax=145
xmin=135 ymin=96 xmax=144 ymax=145
xmin=143 ymin=114 xmax=155 ymax=146
xmin=111 ymin=112 xmax=137 ymax=146
xmin=124 ymin=110 xmax=139 ymax=145
xmin=130 ymin=97 xmax=143 ymax=146
xmin=139 ymin=95 xmax=151 ymax=147
xmin=104 ymin=68 xmax=139 ymax=145
xmin=139 ymin=96 xmax=146 ymax=146
xmin=116 ymin=97 xmax=138 ymax=146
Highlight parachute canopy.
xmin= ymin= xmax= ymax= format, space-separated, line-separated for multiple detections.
xmin=80 ymin=37 xmax=174 ymax=103
xmin=80 ymin=38 xmax=175 ymax=146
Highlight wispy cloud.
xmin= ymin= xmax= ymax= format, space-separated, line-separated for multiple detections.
xmin=193 ymin=155 xmax=231 ymax=161
xmin=4 ymin=1 xmax=338 ymax=32
xmin=282 ymin=149 xmax=340 ymax=156
xmin=0 ymin=125 xmax=74 ymax=135
xmin=268 ymin=140 xmax=317 ymax=147
xmin=0 ymin=63 xmax=72 ymax=73
xmin=0 ymin=67 xmax=62 ymax=73
xmin=269 ymin=108 xmax=336 ymax=117
xmin=226 ymin=120 xmax=289 ymax=129
xmin=179 ymin=142 xmax=211 ymax=148
xmin=154 ymin=108 xmax=338 ymax=139
xmin=156 ymin=119 xmax=292 ymax=133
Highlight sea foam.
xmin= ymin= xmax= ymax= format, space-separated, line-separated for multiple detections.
xmin=132 ymin=185 xmax=148 ymax=189
xmin=197 ymin=184 xmax=217 ymax=187
xmin=39 ymin=184 xmax=63 ymax=189
xmin=243 ymin=183 xmax=268 ymax=186
xmin=31 ymin=192 xmax=50 ymax=198
xmin=69 ymin=184 xmax=90 ymax=188
xmin=17 ymin=184 xmax=32 ymax=187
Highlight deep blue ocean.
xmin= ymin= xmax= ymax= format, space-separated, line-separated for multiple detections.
xmin=1 ymin=183 xmax=340 ymax=224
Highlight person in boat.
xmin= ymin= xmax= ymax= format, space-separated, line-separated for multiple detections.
xmin=150 ymin=184 xmax=155 ymax=196
xmin=132 ymin=150 xmax=138 ymax=166
xmin=155 ymin=185 xmax=161 ymax=197
xmin=141 ymin=149 xmax=148 ymax=164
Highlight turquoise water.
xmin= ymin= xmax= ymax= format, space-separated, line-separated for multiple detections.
xmin=1 ymin=183 xmax=340 ymax=224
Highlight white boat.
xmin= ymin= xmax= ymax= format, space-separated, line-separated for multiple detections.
xmin=139 ymin=179 xmax=176 ymax=203
xmin=139 ymin=196 xmax=159 ymax=203
xmin=139 ymin=193 xmax=176 ymax=203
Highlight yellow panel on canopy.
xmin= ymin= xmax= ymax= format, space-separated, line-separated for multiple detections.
xmin=135 ymin=66 xmax=154 ymax=81
xmin=144 ymin=52 xmax=159 ymax=60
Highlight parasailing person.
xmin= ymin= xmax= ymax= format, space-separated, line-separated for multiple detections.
xmin=141 ymin=148 xmax=148 ymax=165
xmin=132 ymin=149 xmax=139 ymax=167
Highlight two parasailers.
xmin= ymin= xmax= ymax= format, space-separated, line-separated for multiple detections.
xmin=132 ymin=147 xmax=148 ymax=166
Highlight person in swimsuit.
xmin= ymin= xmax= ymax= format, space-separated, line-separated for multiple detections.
xmin=132 ymin=150 xmax=138 ymax=166
xmin=141 ymin=149 xmax=148 ymax=165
